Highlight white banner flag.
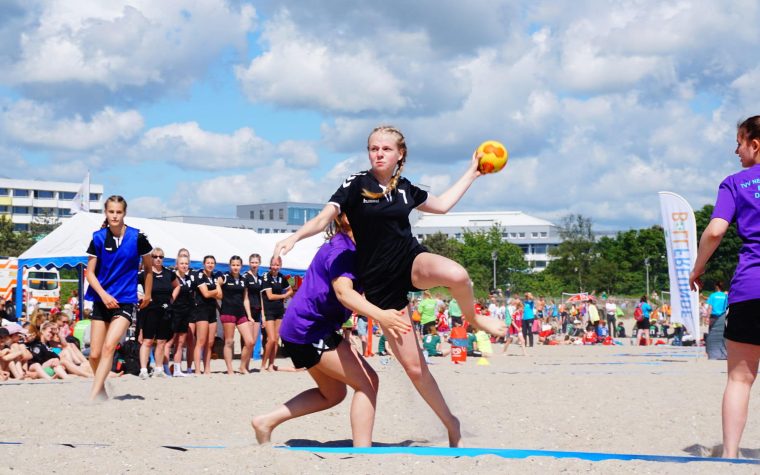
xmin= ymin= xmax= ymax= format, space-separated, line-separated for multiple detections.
xmin=70 ymin=173 xmax=90 ymax=214
xmin=658 ymin=192 xmax=700 ymax=338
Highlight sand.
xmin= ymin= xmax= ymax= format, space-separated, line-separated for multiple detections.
xmin=1 ymin=342 xmax=758 ymax=474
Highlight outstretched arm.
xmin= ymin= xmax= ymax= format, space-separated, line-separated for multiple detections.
xmin=332 ymin=277 xmax=411 ymax=338
xmin=274 ymin=204 xmax=339 ymax=257
xmin=418 ymin=151 xmax=481 ymax=214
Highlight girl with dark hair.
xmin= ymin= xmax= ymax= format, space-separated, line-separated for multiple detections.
xmin=690 ymin=115 xmax=760 ymax=458
xmin=192 ymin=255 xmax=221 ymax=375
xmin=218 ymin=256 xmax=256 ymax=375
xmin=260 ymin=256 xmax=293 ymax=371
xmin=85 ymin=195 xmax=153 ymax=399
xmin=253 ymin=214 xmax=410 ymax=446
xmin=274 ymin=126 xmax=506 ymax=446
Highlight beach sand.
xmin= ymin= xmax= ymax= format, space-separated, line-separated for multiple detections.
xmin=2 ymin=342 xmax=757 ymax=474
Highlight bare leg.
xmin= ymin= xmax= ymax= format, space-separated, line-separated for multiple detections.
xmin=154 ymin=340 xmax=167 ymax=369
xmin=411 ymin=253 xmax=506 ymax=337
xmin=89 ymin=320 xmax=107 ymax=373
xmin=204 ymin=322 xmax=217 ymax=374
xmin=140 ymin=338 xmax=154 ymax=371
xmin=186 ymin=323 xmax=195 ymax=371
xmin=237 ymin=321 xmax=254 ymax=374
xmin=252 ymin=340 xmax=378 ymax=446
xmin=90 ymin=317 xmax=130 ymax=400
xmin=722 ymin=340 xmax=760 ymax=458
xmin=262 ymin=320 xmax=276 ymax=371
xmin=193 ymin=321 xmax=208 ymax=376
xmin=377 ymin=310 xmax=462 ymax=447
xmin=60 ymin=359 xmax=92 ymax=377
xmin=173 ymin=332 xmax=187 ymax=371
xmin=222 ymin=322 xmax=236 ymax=375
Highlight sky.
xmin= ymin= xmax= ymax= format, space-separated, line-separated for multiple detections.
xmin=0 ymin=0 xmax=758 ymax=231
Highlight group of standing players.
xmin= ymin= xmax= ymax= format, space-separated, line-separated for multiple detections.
xmin=82 ymin=118 xmax=760 ymax=456
xmin=133 ymin=250 xmax=291 ymax=379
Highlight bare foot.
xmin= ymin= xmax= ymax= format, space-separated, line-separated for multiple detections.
xmin=251 ymin=416 xmax=273 ymax=445
xmin=108 ymin=371 xmax=124 ymax=378
xmin=227 ymin=370 xmax=235 ymax=376
xmin=448 ymin=416 xmax=463 ymax=448
xmin=471 ymin=314 xmax=507 ymax=337
xmin=239 ymin=367 xmax=250 ymax=375
xmin=90 ymin=388 xmax=108 ymax=402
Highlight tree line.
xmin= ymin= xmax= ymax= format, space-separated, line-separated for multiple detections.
xmin=423 ymin=205 xmax=740 ymax=298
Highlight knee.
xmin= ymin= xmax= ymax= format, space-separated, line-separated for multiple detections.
xmin=448 ymin=264 xmax=470 ymax=288
xmin=325 ymin=385 xmax=348 ymax=406
xmin=400 ymin=359 xmax=425 ymax=383
xmin=102 ymin=341 xmax=118 ymax=356
xmin=224 ymin=339 xmax=234 ymax=348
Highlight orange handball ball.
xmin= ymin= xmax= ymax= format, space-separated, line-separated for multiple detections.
xmin=476 ymin=140 xmax=508 ymax=174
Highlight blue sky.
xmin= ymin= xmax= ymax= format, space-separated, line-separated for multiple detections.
xmin=1 ymin=1 xmax=758 ymax=230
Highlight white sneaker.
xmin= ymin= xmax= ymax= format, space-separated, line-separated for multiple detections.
xmin=173 ymin=367 xmax=187 ymax=377
xmin=153 ymin=368 xmax=167 ymax=378
xmin=139 ymin=368 xmax=149 ymax=380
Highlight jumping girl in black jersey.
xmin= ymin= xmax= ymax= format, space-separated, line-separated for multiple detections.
xmin=260 ymin=256 xmax=293 ymax=371
xmin=193 ymin=256 xmax=221 ymax=375
xmin=275 ymin=126 xmax=507 ymax=446
xmin=243 ymin=253 xmax=264 ymax=372
xmin=218 ymin=256 xmax=256 ymax=375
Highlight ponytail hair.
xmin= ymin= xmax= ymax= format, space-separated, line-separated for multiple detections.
xmin=325 ymin=213 xmax=351 ymax=240
xmin=101 ymin=195 xmax=127 ymax=228
xmin=739 ymin=116 xmax=760 ymax=141
xmin=362 ymin=125 xmax=407 ymax=199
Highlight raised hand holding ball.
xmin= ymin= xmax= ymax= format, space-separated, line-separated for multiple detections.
xmin=476 ymin=140 xmax=508 ymax=174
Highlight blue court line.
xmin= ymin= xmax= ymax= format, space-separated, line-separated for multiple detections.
xmin=0 ymin=442 xmax=22 ymax=445
xmin=280 ymin=446 xmax=760 ymax=465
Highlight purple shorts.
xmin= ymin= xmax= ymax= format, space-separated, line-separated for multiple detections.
xmin=220 ymin=314 xmax=248 ymax=325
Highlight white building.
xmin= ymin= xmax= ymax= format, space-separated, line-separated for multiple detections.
xmin=0 ymin=178 xmax=104 ymax=232
xmin=162 ymin=202 xmax=325 ymax=234
xmin=412 ymin=211 xmax=561 ymax=270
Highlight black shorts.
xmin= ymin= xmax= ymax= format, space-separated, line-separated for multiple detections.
xmin=282 ymin=333 xmax=342 ymax=369
xmin=364 ymin=245 xmax=427 ymax=310
xmin=140 ymin=306 xmax=173 ymax=340
xmin=636 ymin=319 xmax=651 ymax=330
xmin=91 ymin=302 xmax=136 ymax=325
xmin=193 ymin=306 xmax=217 ymax=324
xmin=262 ymin=308 xmax=284 ymax=322
xmin=251 ymin=307 xmax=262 ymax=324
xmin=726 ymin=299 xmax=760 ymax=345
xmin=172 ymin=307 xmax=193 ymax=333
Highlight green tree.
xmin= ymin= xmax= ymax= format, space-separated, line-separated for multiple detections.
xmin=455 ymin=225 xmax=526 ymax=298
xmin=546 ymin=214 xmax=595 ymax=291
xmin=0 ymin=216 xmax=36 ymax=256
xmin=421 ymin=231 xmax=462 ymax=261
xmin=694 ymin=204 xmax=741 ymax=289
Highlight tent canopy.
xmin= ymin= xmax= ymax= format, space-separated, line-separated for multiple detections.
xmin=18 ymin=212 xmax=326 ymax=275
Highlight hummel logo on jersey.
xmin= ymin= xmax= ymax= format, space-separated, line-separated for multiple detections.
xmin=363 ymin=199 xmax=379 ymax=203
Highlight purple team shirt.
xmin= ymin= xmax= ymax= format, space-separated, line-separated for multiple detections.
xmin=279 ymin=232 xmax=360 ymax=345
xmin=712 ymin=164 xmax=760 ymax=304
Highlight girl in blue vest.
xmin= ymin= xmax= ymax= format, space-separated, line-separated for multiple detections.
xmin=85 ymin=195 xmax=153 ymax=400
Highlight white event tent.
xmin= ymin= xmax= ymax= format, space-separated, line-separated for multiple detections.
xmin=15 ymin=212 xmax=325 ymax=318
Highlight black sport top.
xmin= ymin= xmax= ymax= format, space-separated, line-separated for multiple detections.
xmin=138 ymin=266 xmax=176 ymax=308
xmin=243 ymin=271 xmax=263 ymax=309
xmin=172 ymin=271 xmax=195 ymax=312
xmin=193 ymin=270 xmax=220 ymax=309
xmin=328 ymin=171 xmax=428 ymax=281
xmin=220 ymin=272 xmax=246 ymax=317
xmin=261 ymin=272 xmax=290 ymax=316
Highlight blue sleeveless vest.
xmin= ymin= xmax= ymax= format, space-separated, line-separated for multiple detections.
xmin=84 ymin=226 xmax=141 ymax=304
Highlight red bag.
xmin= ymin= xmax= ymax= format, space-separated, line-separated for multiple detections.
xmin=633 ymin=304 xmax=643 ymax=322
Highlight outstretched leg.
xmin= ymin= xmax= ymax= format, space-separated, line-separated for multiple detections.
xmin=411 ymin=253 xmax=506 ymax=337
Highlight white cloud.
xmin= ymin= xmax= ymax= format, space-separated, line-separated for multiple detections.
xmin=138 ymin=122 xmax=321 ymax=171
xmin=0 ymin=100 xmax=143 ymax=150
xmin=1 ymin=1 xmax=256 ymax=107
